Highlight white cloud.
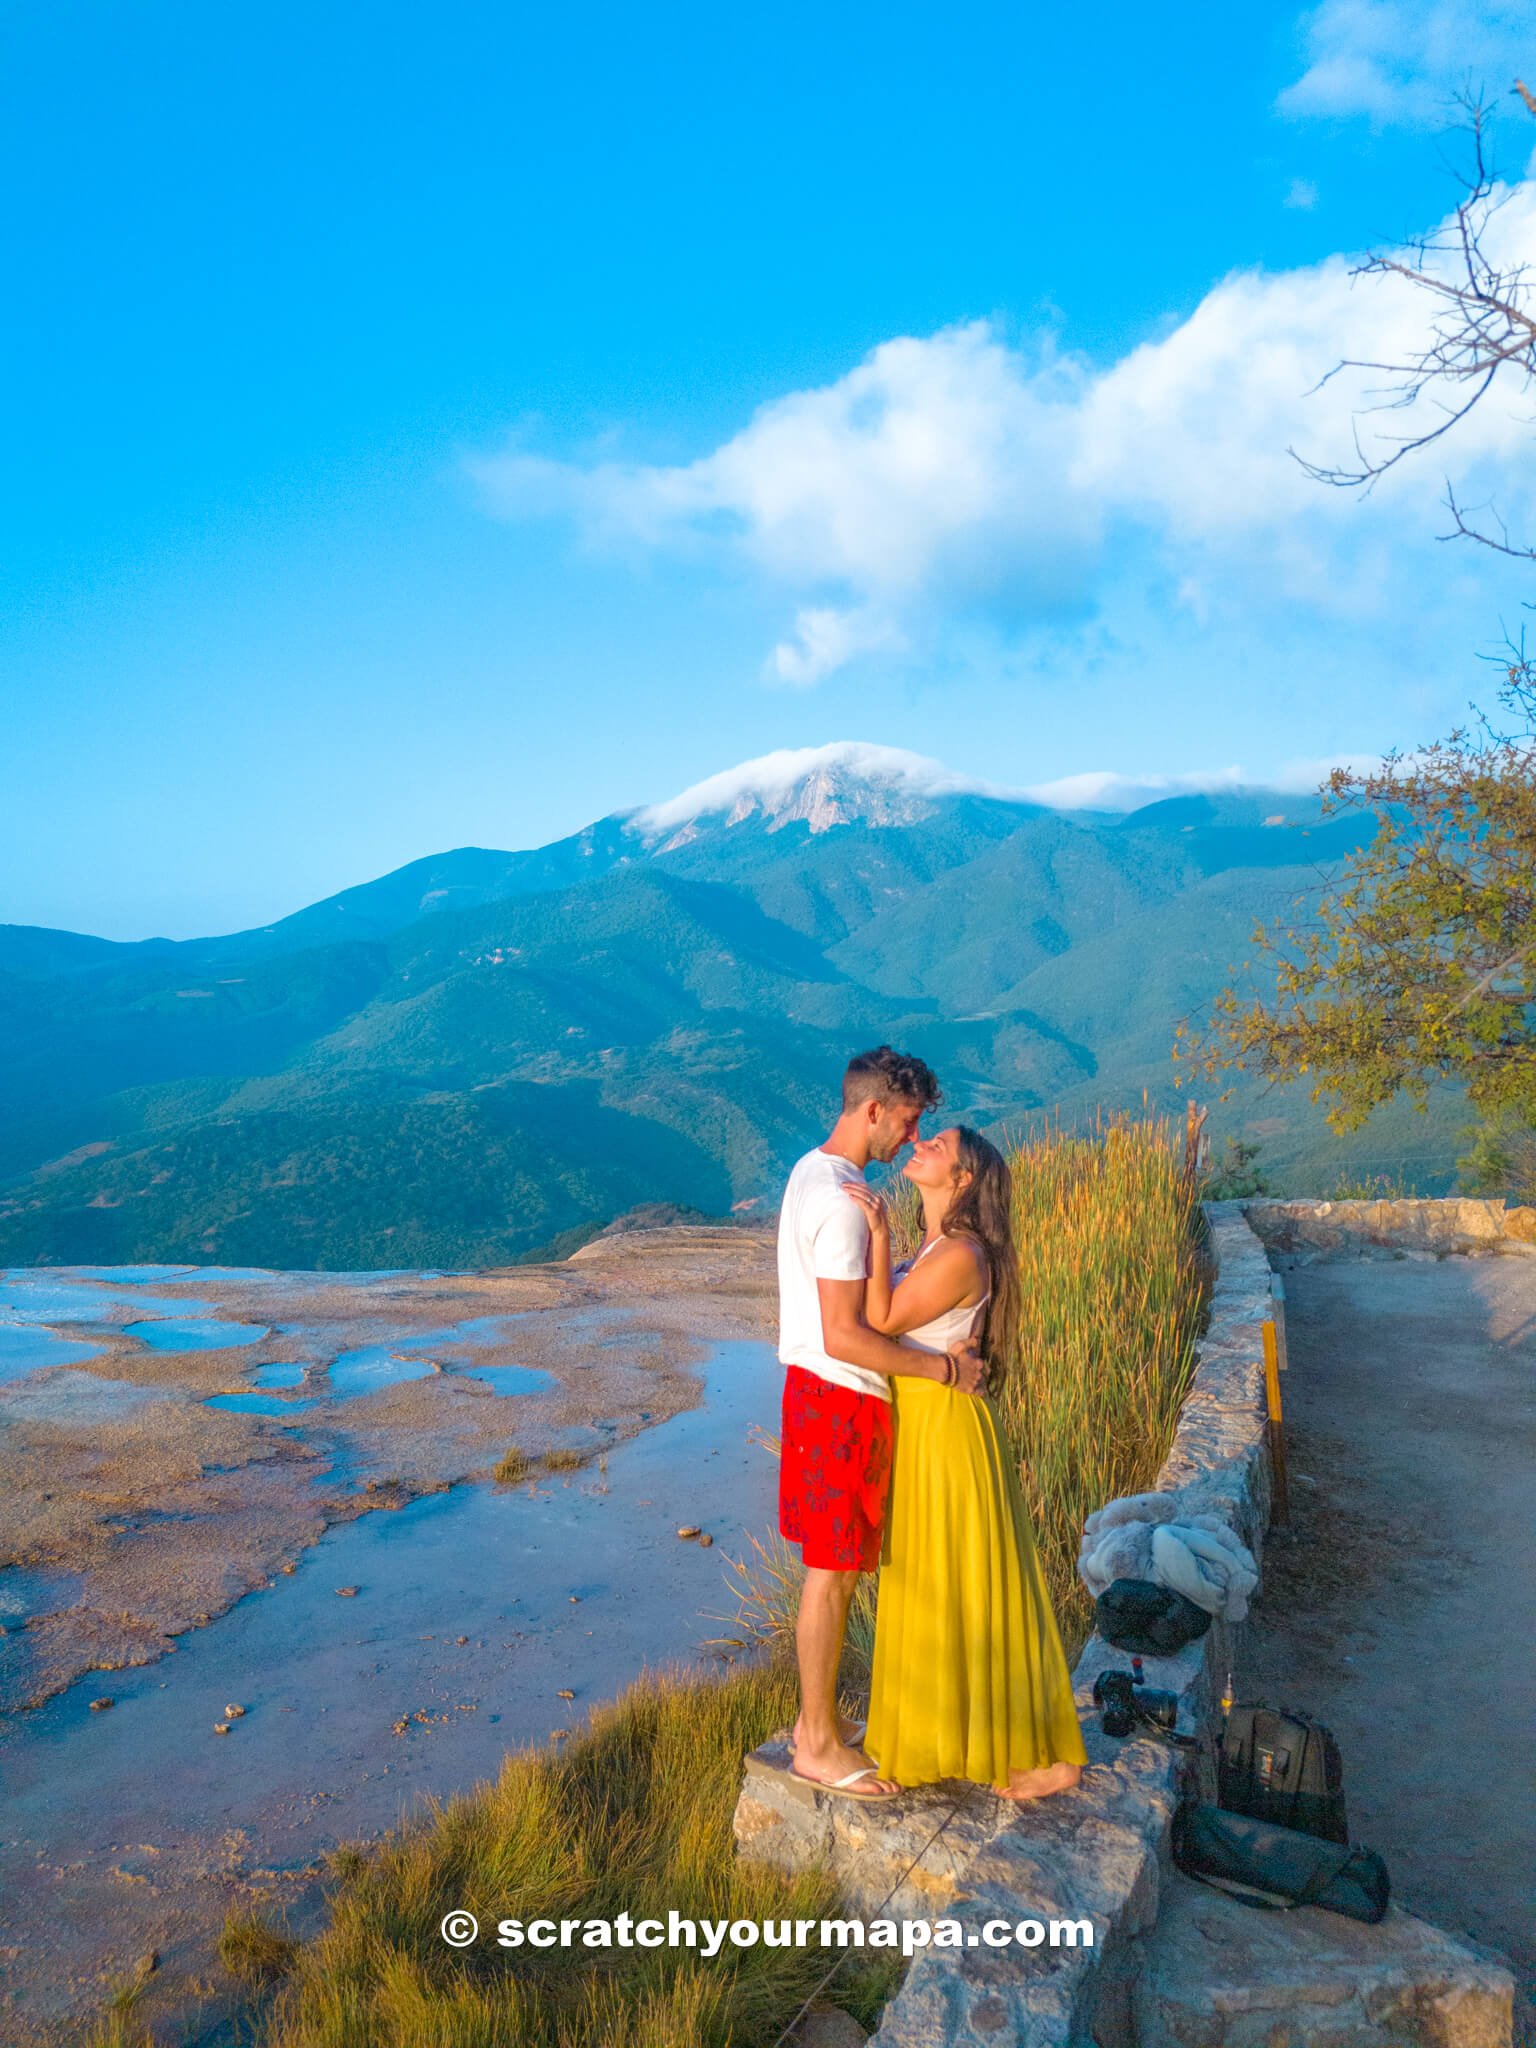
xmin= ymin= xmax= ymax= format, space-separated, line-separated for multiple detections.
xmin=1278 ymin=1 xmax=1533 ymax=127
xmin=1284 ymin=177 xmax=1320 ymax=209
xmin=474 ymin=323 xmax=1094 ymax=588
xmin=471 ymin=180 xmax=1536 ymax=681
xmin=769 ymin=606 xmax=907 ymax=687
xmin=1022 ymin=756 xmax=1380 ymax=811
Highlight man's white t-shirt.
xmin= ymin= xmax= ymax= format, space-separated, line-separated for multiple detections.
xmin=776 ymin=1146 xmax=887 ymax=1401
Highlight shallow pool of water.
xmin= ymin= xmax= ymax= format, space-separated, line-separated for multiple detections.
xmin=127 ymin=1318 xmax=271 ymax=1353
xmin=201 ymin=1338 xmax=553 ymax=1414
xmin=0 ymin=1275 xmax=218 ymax=1325
xmin=67 ymin=1266 xmax=199 ymax=1284
xmin=0 ymin=1562 xmax=87 ymax=1624
xmin=323 ymin=1344 xmax=438 ymax=1398
xmin=451 ymin=1363 xmax=556 ymax=1397
xmin=205 ymin=1393 xmax=319 ymax=1418
xmin=0 ymin=1325 xmax=102 ymax=1383
xmin=251 ymin=1362 xmax=306 ymax=1389
xmin=0 ymin=1371 xmax=168 ymax=1424
xmin=438 ymin=1314 xmax=527 ymax=1342
xmin=313 ymin=1317 xmax=554 ymax=1402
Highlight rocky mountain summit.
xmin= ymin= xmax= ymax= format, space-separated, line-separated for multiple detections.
xmin=631 ymin=741 xmax=1021 ymax=848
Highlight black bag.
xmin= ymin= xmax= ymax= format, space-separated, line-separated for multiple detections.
xmin=1173 ymin=1802 xmax=1390 ymax=1924
xmin=1095 ymin=1576 xmax=1212 ymax=1657
xmin=1218 ymin=1701 xmax=1347 ymax=1844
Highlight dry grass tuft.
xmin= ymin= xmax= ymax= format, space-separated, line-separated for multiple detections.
xmin=83 ymin=1951 xmax=161 ymax=2047
xmin=718 ymin=1529 xmax=875 ymax=1690
xmin=220 ymin=1909 xmax=299 ymax=1986
xmin=82 ymin=2017 xmax=156 ymax=2048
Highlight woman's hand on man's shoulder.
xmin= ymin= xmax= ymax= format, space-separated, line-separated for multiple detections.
xmin=842 ymin=1182 xmax=889 ymax=1234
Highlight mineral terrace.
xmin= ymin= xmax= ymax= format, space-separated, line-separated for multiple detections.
xmin=0 ymin=1227 xmax=775 ymax=1717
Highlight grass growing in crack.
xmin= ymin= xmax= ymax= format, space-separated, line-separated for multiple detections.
xmin=494 ymin=1446 xmax=532 ymax=1484
xmin=83 ymin=2017 xmax=156 ymax=2048
xmin=82 ymin=1951 xmax=159 ymax=2048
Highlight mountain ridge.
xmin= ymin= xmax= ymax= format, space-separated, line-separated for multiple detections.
xmin=0 ymin=749 xmax=1454 ymax=1268
xmin=0 ymin=742 xmax=1334 ymax=957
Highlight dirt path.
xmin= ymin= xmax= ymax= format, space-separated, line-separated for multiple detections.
xmin=1235 ymin=1250 xmax=1535 ymax=2043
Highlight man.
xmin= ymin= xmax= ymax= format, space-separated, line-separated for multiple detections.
xmin=777 ymin=1045 xmax=987 ymax=1800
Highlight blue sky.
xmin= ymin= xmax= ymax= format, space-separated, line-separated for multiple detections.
xmin=3 ymin=0 xmax=1534 ymax=938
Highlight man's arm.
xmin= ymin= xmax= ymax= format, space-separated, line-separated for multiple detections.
xmin=817 ymin=1277 xmax=984 ymax=1394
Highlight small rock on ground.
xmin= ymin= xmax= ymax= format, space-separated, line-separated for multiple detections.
xmin=791 ymin=2006 xmax=870 ymax=2048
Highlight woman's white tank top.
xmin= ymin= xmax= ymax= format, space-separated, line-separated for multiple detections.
xmin=892 ymin=1235 xmax=990 ymax=1356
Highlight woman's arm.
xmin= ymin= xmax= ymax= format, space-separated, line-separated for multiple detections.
xmin=879 ymin=1237 xmax=985 ymax=1337
xmin=842 ymin=1189 xmax=986 ymax=1338
xmin=816 ymin=1278 xmax=981 ymax=1388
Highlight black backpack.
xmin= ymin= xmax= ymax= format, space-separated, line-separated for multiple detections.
xmin=1217 ymin=1701 xmax=1348 ymax=1845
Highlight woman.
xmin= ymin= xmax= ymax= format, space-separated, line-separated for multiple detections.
xmin=844 ymin=1128 xmax=1088 ymax=1800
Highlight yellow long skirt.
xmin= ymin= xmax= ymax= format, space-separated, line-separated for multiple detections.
xmin=864 ymin=1375 xmax=1089 ymax=1788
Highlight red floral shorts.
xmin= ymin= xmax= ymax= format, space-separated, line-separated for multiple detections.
xmin=778 ymin=1364 xmax=893 ymax=1572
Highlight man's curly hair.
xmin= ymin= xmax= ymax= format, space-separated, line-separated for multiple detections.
xmin=841 ymin=1044 xmax=941 ymax=1114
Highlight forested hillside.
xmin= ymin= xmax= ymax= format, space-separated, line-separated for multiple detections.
xmin=0 ymin=762 xmax=1465 ymax=1267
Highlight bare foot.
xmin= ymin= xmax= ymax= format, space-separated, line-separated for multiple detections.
xmin=791 ymin=1713 xmax=864 ymax=1751
xmin=995 ymin=1760 xmax=1082 ymax=1802
xmin=792 ymin=1737 xmax=899 ymax=1797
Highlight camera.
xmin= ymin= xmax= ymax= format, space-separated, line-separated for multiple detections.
xmin=1092 ymin=1661 xmax=1181 ymax=1738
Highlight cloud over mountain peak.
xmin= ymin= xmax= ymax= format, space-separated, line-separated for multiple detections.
xmin=633 ymin=742 xmax=1018 ymax=846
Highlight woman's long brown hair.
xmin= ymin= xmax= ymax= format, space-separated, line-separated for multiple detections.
xmin=941 ymin=1126 xmax=1018 ymax=1383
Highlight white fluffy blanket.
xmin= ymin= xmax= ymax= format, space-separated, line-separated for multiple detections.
xmin=1077 ymin=1490 xmax=1258 ymax=1622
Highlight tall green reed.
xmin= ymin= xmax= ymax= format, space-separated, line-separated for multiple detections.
xmin=994 ymin=1108 xmax=1207 ymax=1651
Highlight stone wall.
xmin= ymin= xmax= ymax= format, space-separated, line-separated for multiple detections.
xmin=1245 ymin=1195 xmax=1536 ymax=1258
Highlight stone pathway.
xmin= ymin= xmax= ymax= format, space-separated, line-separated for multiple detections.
xmin=1236 ymin=1250 xmax=1536 ymax=2046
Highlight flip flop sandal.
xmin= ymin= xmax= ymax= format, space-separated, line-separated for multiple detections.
xmin=790 ymin=1763 xmax=901 ymax=1803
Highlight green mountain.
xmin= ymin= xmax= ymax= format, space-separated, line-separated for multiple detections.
xmin=0 ymin=750 xmax=1469 ymax=1267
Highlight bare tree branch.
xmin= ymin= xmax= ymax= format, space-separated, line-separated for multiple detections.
xmin=1290 ymin=91 xmax=1536 ymax=555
